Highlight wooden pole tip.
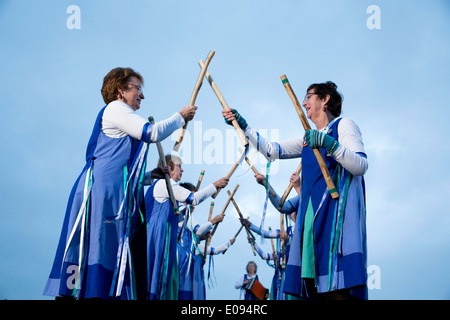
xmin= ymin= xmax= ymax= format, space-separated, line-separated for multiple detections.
xmin=280 ymin=75 xmax=289 ymax=84
xmin=330 ymin=191 xmax=339 ymax=199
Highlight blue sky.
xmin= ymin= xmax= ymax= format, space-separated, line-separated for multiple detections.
xmin=1 ymin=0 xmax=450 ymax=300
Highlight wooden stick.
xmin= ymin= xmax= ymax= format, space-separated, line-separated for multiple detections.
xmin=203 ymin=233 xmax=212 ymax=263
xmin=148 ymin=116 xmax=180 ymax=215
xmin=203 ymin=202 xmax=215 ymax=262
xmin=203 ymin=185 xmax=238 ymax=261
xmin=212 ymin=149 xmax=245 ymax=199
xmin=207 ymin=201 xmax=215 ymax=222
xmin=277 ymin=161 xmax=302 ymax=211
xmin=233 ymin=223 xmax=245 ymax=239
xmin=195 ymin=169 xmax=205 ymax=191
xmin=227 ymin=190 xmax=257 ymax=256
xmin=242 ymin=152 xmax=277 ymax=198
xmin=280 ymin=214 xmax=286 ymax=280
xmin=280 ymin=75 xmax=339 ymax=199
xmin=173 ymin=50 xmax=215 ymax=152
xmin=213 ymin=184 xmax=239 ymax=233
xmin=269 ymin=227 xmax=279 ymax=271
xmin=199 ymin=60 xmax=249 ymax=148
xmin=222 ymin=222 xmax=245 ymax=255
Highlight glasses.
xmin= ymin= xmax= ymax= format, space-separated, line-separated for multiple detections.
xmin=303 ymin=93 xmax=319 ymax=103
xmin=128 ymin=84 xmax=144 ymax=94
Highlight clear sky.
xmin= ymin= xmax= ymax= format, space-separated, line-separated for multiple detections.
xmin=1 ymin=0 xmax=450 ymax=300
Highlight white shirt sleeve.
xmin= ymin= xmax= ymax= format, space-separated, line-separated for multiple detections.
xmin=102 ymin=100 xmax=148 ymax=139
xmin=186 ymin=215 xmax=212 ymax=237
xmin=150 ymin=112 xmax=185 ymax=142
xmin=195 ymin=222 xmax=213 ymax=237
xmin=235 ymin=275 xmax=245 ymax=289
xmin=244 ymin=126 xmax=303 ymax=160
xmin=248 ymin=222 xmax=280 ymax=238
xmin=190 ymin=184 xmax=217 ymax=206
xmin=245 ymin=118 xmax=368 ymax=176
xmin=101 ymin=100 xmax=185 ymax=142
xmin=253 ymin=242 xmax=273 ymax=260
xmin=194 ymin=240 xmax=230 ymax=256
xmin=153 ymin=179 xmax=217 ymax=205
xmin=331 ymin=118 xmax=368 ymax=176
xmin=153 ymin=179 xmax=191 ymax=203
xmin=210 ymin=241 xmax=231 ymax=255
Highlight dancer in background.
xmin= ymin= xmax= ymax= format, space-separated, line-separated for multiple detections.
xmin=177 ymin=182 xmax=233 ymax=300
xmin=235 ymin=261 xmax=259 ymax=300
xmin=145 ymin=155 xmax=228 ymax=300
xmin=240 ymin=171 xmax=300 ymax=300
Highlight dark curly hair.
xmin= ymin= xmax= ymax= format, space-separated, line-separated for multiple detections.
xmin=307 ymin=81 xmax=343 ymax=117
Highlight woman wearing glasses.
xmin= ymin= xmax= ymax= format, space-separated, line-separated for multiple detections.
xmin=44 ymin=67 xmax=197 ymax=300
xmin=223 ymin=81 xmax=368 ymax=300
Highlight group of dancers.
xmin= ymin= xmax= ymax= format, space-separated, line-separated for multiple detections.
xmin=43 ymin=62 xmax=368 ymax=301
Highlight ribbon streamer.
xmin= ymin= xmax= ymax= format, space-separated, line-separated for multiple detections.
xmin=61 ymin=163 xmax=93 ymax=298
xmin=110 ymin=141 xmax=150 ymax=299
xmin=259 ymin=160 xmax=272 ymax=236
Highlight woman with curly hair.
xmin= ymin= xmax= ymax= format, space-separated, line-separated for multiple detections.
xmin=43 ymin=67 xmax=196 ymax=300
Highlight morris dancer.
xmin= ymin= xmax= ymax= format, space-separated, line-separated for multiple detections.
xmin=43 ymin=67 xmax=196 ymax=300
xmin=240 ymin=172 xmax=299 ymax=300
xmin=223 ymin=81 xmax=368 ymax=300
xmin=177 ymin=182 xmax=231 ymax=300
xmin=145 ymin=155 xmax=228 ymax=300
xmin=189 ymin=231 xmax=235 ymax=300
xmin=240 ymin=218 xmax=293 ymax=301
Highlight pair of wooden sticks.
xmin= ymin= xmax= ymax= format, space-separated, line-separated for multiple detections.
xmin=173 ymin=50 xmax=249 ymax=153
xmin=152 ymin=52 xmax=340 ymax=218
xmin=204 ymin=184 xmax=244 ymax=260
xmin=149 ymin=50 xmax=248 ymax=216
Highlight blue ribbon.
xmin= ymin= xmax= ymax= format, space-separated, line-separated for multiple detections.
xmin=259 ymin=160 xmax=272 ymax=237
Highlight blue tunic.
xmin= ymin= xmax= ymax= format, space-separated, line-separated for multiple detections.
xmin=269 ymin=225 xmax=293 ymax=300
xmin=177 ymin=213 xmax=195 ymax=300
xmin=145 ymin=180 xmax=179 ymax=300
xmin=43 ymin=105 xmax=152 ymax=299
xmin=177 ymin=215 xmax=208 ymax=300
xmin=192 ymin=254 xmax=206 ymax=300
xmin=283 ymin=118 xmax=368 ymax=299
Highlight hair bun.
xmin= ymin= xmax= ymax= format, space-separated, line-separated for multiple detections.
xmin=325 ymin=81 xmax=337 ymax=90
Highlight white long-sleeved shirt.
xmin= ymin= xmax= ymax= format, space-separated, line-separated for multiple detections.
xmin=153 ymin=178 xmax=217 ymax=205
xmin=193 ymin=240 xmax=231 ymax=256
xmin=177 ymin=206 xmax=231 ymax=256
xmin=247 ymin=222 xmax=280 ymax=239
xmin=101 ymin=100 xmax=184 ymax=142
xmin=253 ymin=241 xmax=274 ymax=261
xmin=178 ymin=209 xmax=212 ymax=238
xmin=244 ymin=117 xmax=368 ymax=176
